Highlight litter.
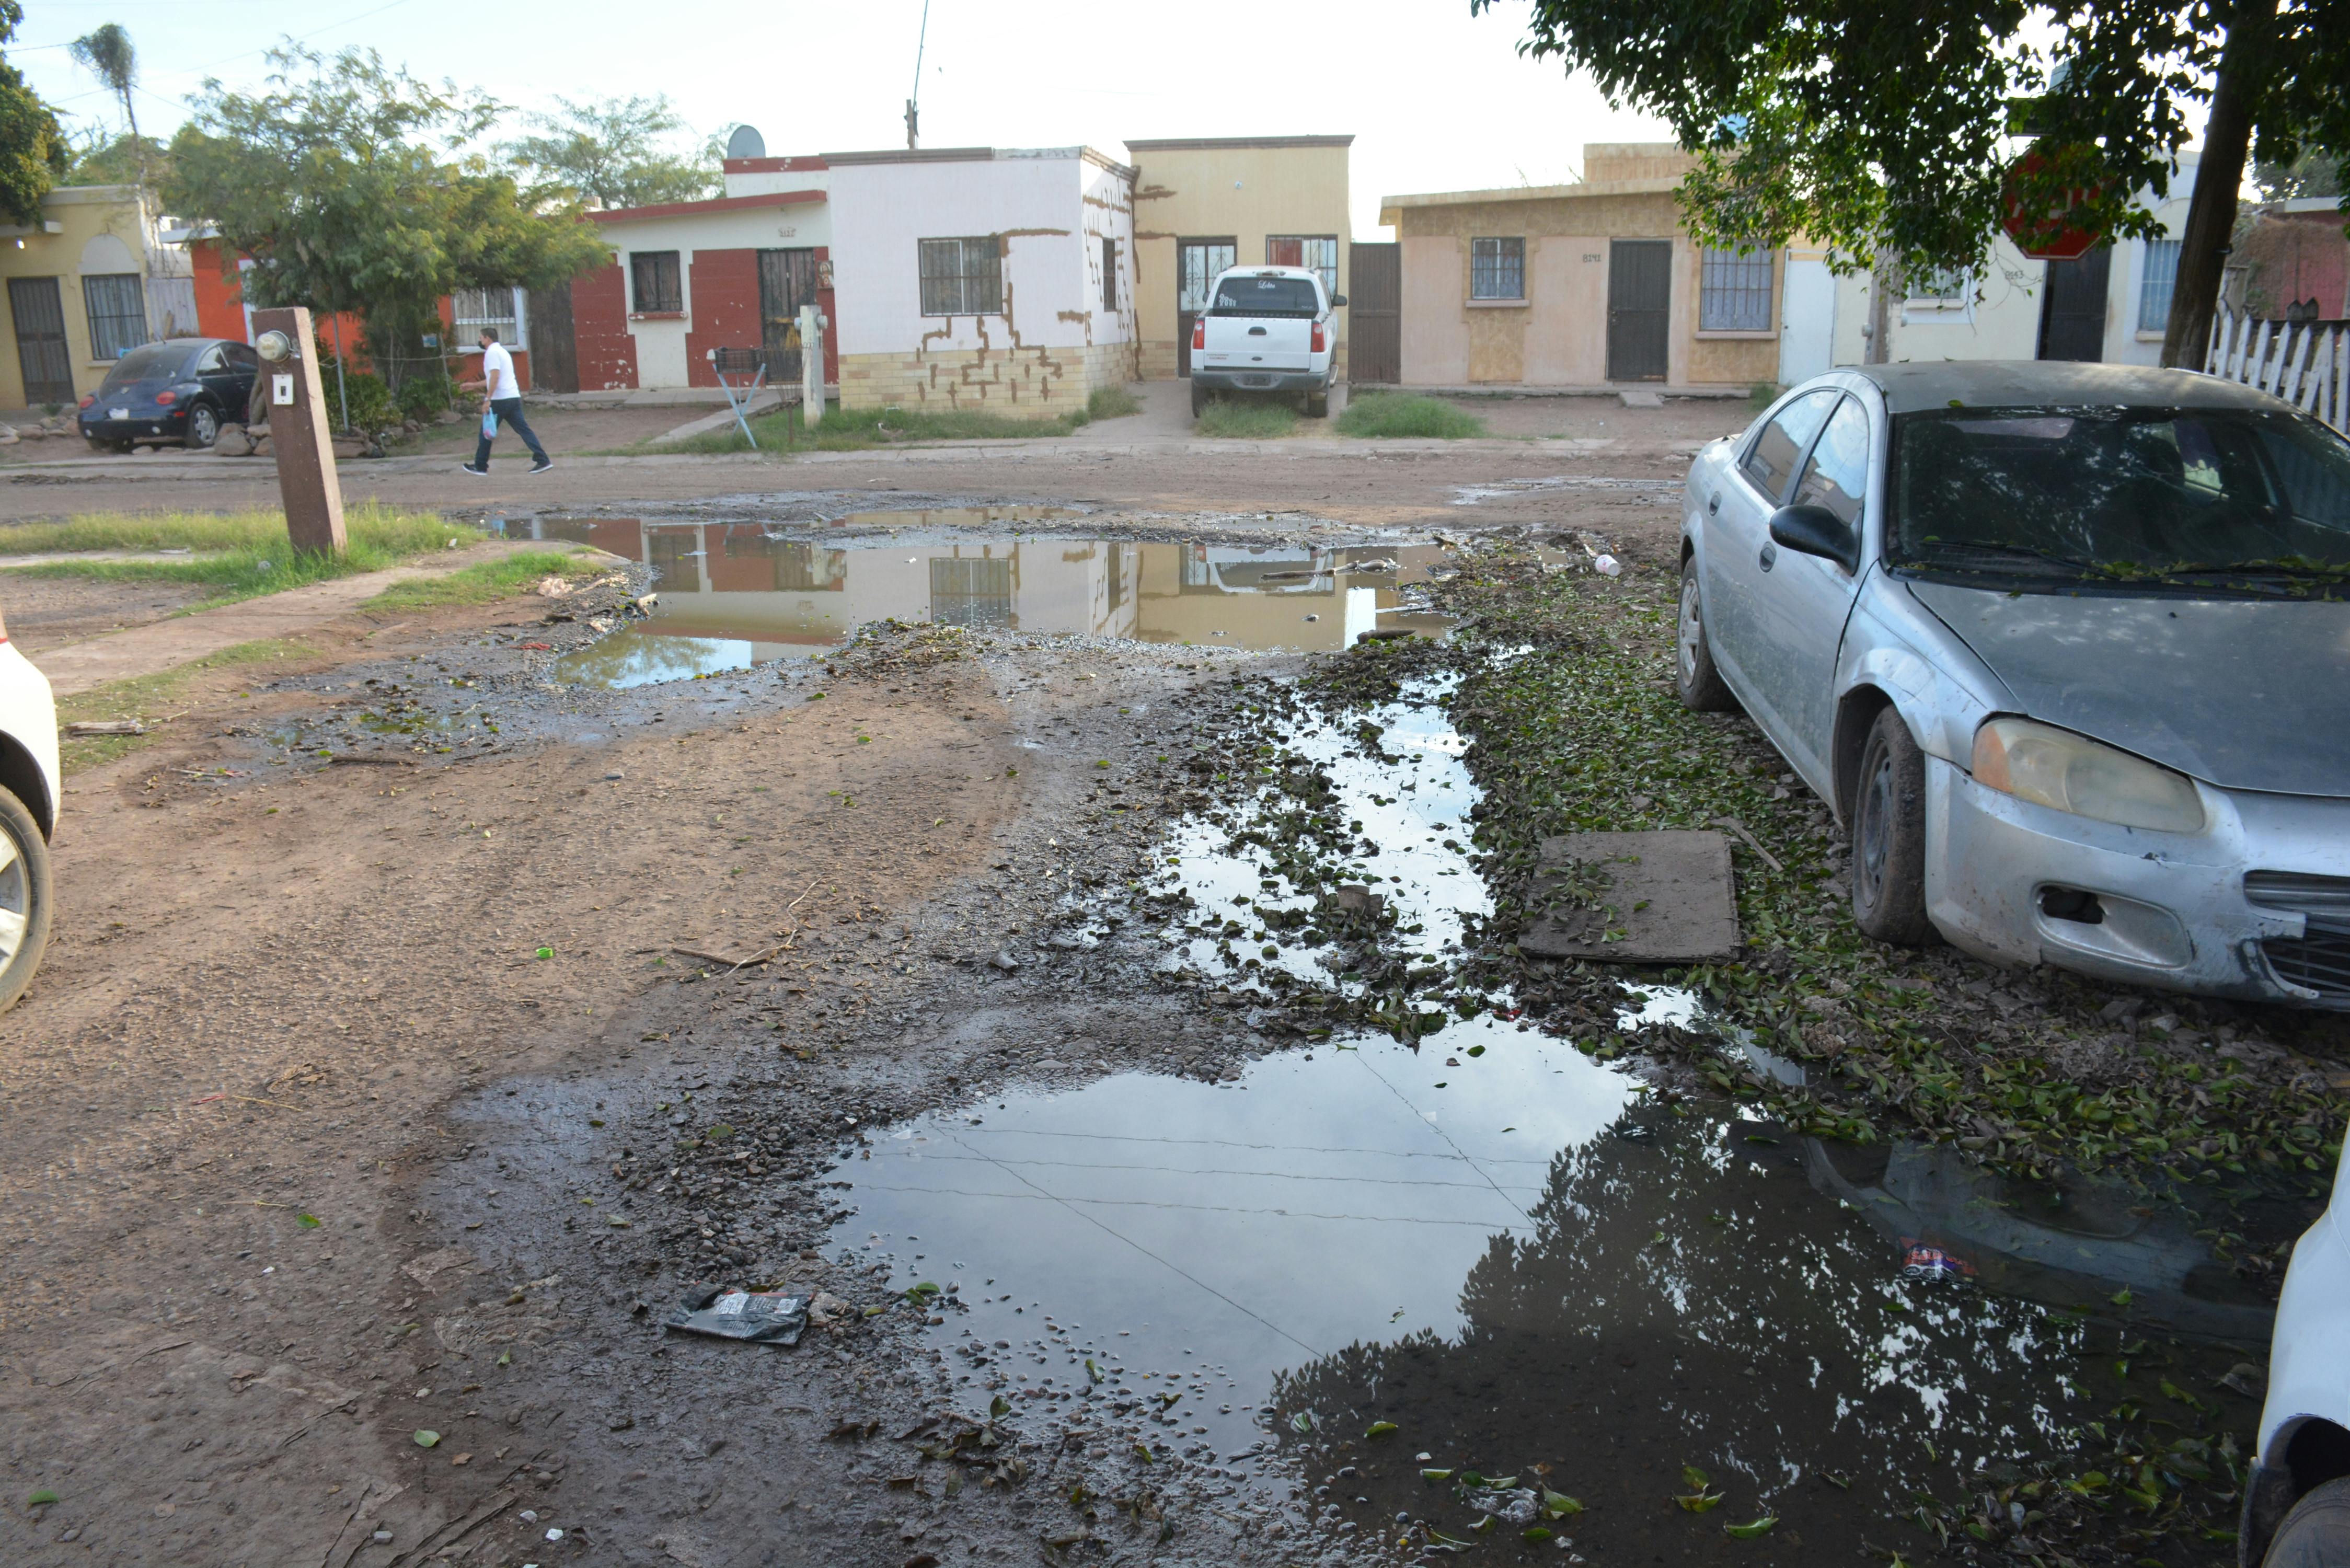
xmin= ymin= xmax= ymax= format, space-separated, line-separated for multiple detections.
xmin=65 ymin=719 xmax=144 ymax=736
xmin=1899 ymin=1241 xmax=1977 ymax=1283
xmin=1593 ymin=554 xmax=1622 ymax=576
xmin=661 ymin=1284 xmax=809 ymax=1345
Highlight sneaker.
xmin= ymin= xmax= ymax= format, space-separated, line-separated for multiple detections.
xmin=459 ymin=462 xmax=488 ymax=476
xmin=529 ymin=458 xmax=554 ymax=474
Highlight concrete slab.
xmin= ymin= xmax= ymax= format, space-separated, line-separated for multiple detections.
xmin=1518 ymin=829 xmax=1741 ymax=961
xmin=1618 ymin=389 xmax=1666 ymax=409
xmin=654 ymin=392 xmax=784 ymax=445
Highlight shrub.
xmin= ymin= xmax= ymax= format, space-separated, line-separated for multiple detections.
xmin=332 ymin=370 xmax=399 ymax=434
xmin=397 ymin=375 xmax=455 ymax=423
xmin=1086 ymin=385 xmax=1141 ymax=421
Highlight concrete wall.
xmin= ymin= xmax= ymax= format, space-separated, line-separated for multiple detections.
xmin=1390 ymin=187 xmax=1777 ymax=389
xmin=581 ymin=194 xmax=831 ymax=391
xmin=827 ymin=149 xmax=1134 ymax=418
xmin=1126 ymin=139 xmax=1353 ymax=381
xmin=0 ymin=185 xmax=162 ymax=407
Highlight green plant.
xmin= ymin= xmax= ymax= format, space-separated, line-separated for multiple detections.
xmin=334 ymin=368 xmax=397 ymax=434
xmin=1747 ymin=382 xmax=1783 ymax=412
xmin=1086 ymin=385 xmax=1141 ymax=421
xmin=396 ymin=375 xmax=453 ymax=423
xmin=1194 ymin=398 xmax=1297 ymax=439
xmin=1335 ymin=393 xmax=1485 ymax=439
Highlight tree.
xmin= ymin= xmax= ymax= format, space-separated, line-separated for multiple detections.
xmin=68 ymin=22 xmax=138 ymax=146
xmin=163 ymin=45 xmax=607 ymax=388
xmin=62 ymin=127 xmax=162 ymax=187
xmin=0 ymin=1 xmax=67 ymax=226
xmin=1483 ymin=0 xmax=2350 ymax=367
xmin=501 ymin=94 xmax=716 ymax=210
xmin=2254 ymin=147 xmax=2344 ymax=200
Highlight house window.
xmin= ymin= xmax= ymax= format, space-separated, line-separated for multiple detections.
xmin=1268 ymin=236 xmax=1338 ymax=297
xmin=82 ymin=273 xmax=147 ymax=359
xmin=2138 ymin=239 xmax=2180 ymax=332
xmin=630 ymin=251 xmax=682 ymax=314
xmin=919 ymin=237 xmax=1003 ymax=316
xmin=1699 ymin=247 xmax=1773 ymax=331
xmin=1471 ymin=237 xmax=1524 ymax=301
xmin=1101 ymin=237 xmax=1118 ymax=312
xmin=452 ymin=286 xmax=523 ymax=349
xmin=1908 ymin=266 xmax=1970 ymax=308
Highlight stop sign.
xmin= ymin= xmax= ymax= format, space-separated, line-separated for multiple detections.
xmin=2003 ymin=148 xmax=2106 ymax=261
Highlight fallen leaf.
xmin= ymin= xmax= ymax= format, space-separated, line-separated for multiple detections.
xmin=297 ymin=1213 xmax=321 ymax=1229
xmin=413 ymin=1430 xmax=440 ymax=1448
xmin=27 ymin=1489 xmax=58 ymax=1507
xmin=1366 ymin=1421 xmax=1399 ymax=1439
xmin=1725 ymin=1517 xmax=1778 ymax=1539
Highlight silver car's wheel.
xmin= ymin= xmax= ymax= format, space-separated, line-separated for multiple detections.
xmin=1850 ymin=707 xmax=1937 ymax=946
xmin=1675 ymin=557 xmax=1736 ymax=711
xmin=2261 ymin=1476 xmax=2350 ymax=1567
xmin=0 ymin=782 xmax=52 ymax=1014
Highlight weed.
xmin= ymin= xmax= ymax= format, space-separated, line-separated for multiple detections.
xmin=1335 ymin=393 xmax=1487 ymax=440
xmin=55 ymin=637 xmax=313 ymax=775
xmin=1086 ymin=386 xmax=1142 ymax=422
xmin=1194 ymin=399 xmax=1298 ymax=439
xmin=0 ymin=505 xmax=474 ymax=609
xmin=362 ymin=548 xmax=601 ymax=612
xmin=653 ymin=402 xmax=1086 ymax=455
xmin=1747 ymin=382 xmax=1783 ymax=412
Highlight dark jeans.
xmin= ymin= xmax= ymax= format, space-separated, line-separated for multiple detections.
xmin=475 ymin=397 xmax=547 ymax=466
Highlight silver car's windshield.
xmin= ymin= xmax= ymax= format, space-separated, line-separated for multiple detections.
xmin=1887 ymin=405 xmax=2350 ymax=592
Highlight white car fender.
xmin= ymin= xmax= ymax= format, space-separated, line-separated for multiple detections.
xmin=0 ymin=641 xmax=60 ymax=834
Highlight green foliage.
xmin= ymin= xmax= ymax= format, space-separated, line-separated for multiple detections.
xmin=397 ymin=375 xmax=455 ymax=423
xmin=651 ymin=400 xmax=1088 ymax=454
xmin=0 ymin=2 xmax=67 ymax=226
xmin=501 ymin=94 xmax=716 ymax=210
xmin=1194 ymin=398 xmax=1298 ymax=439
xmin=164 ymin=47 xmax=607 ymax=389
xmin=1485 ymin=0 xmax=2350 ymax=291
xmin=2255 ymin=147 xmax=2345 ymax=200
xmin=1747 ymin=383 xmax=1782 ymax=412
xmin=0 ymin=503 xmax=474 ymax=601
xmin=61 ymin=128 xmax=159 ymax=187
xmin=1335 ymin=392 xmax=1486 ymax=439
xmin=67 ymin=22 xmax=139 ymax=143
xmin=361 ymin=547 xmax=600 ymax=610
xmin=1086 ymin=385 xmax=1142 ymax=421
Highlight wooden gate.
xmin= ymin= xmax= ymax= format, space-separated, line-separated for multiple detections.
xmin=1606 ymin=240 xmax=1672 ymax=382
xmin=2036 ymin=246 xmax=2111 ymax=362
xmin=758 ymin=249 xmax=821 ymax=384
xmin=1176 ymin=237 xmax=1236 ymax=377
xmin=1348 ymin=242 xmax=1400 ymax=384
xmin=527 ymin=285 xmax=579 ymax=394
xmin=8 ymin=277 xmax=73 ymax=406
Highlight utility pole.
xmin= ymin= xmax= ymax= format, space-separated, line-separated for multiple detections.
xmin=251 ymin=306 xmax=346 ymax=555
xmin=906 ymin=0 xmax=931 ymax=149
xmin=799 ymin=304 xmax=827 ymax=428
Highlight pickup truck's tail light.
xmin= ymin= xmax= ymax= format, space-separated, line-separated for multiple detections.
xmin=1191 ymin=317 xmax=1206 ymax=351
xmin=154 ymin=389 xmax=178 ymax=405
xmin=1311 ymin=321 xmax=1326 ymax=354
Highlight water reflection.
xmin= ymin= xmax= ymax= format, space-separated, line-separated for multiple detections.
xmin=505 ymin=515 xmax=1453 ymax=687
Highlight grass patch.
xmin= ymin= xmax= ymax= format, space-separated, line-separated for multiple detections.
xmin=1334 ymin=392 xmax=1487 ymax=440
xmin=1086 ymin=385 xmax=1142 ymax=421
xmin=1747 ymin=382 xmax=1783 ymax=412
xmin=56 ymin=637 xmax=313 ymax=775
xmin=1193 ymin=398 xmax=1298 ymax=440
xmin=362 ymin=548 xmax=602 ymax=612
xmin=0 ymin=504 xmax=477 ymax=609
xmin=652 ymin=401 xmax=1091 ymax=455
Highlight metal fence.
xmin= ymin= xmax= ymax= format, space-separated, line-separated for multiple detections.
xmin=2204 ymin=306 xmax=2349 ymax=433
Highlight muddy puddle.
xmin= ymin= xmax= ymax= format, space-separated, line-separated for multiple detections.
xmin=820 ymin=673 xmax=2272 ymax=1551
xmin=495 ymin=514 xmax=1455 ymax=687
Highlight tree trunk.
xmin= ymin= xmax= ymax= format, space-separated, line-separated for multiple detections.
xmin=2161 ymin=0 xmax=2278 ymax=368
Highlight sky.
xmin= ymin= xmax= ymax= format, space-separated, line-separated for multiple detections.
xmin=9 ymin=0 xmax=1675 ymax=237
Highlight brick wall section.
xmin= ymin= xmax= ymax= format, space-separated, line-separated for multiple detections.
xmin=684 ymin=248 xmax=763 ymax=388
xmin=838 ymin=338 xmax=1131 ymax=420
xmin=570 ymin=260 xmax=638 ymax=391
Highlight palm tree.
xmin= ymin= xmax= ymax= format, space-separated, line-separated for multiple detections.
xmin=68 ymin=24 xmax=139 ymax=148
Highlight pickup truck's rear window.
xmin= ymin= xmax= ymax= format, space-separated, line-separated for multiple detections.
xmin=1208 ymin=276 xmax=1320 ymax=316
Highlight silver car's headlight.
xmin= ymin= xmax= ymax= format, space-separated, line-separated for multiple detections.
xmin=1970 ymin=717 xmax=2206 ymax=834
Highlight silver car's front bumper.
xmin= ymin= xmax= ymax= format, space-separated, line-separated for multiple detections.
xmin=1924 ymin=757 xmax=2350 ymax=1008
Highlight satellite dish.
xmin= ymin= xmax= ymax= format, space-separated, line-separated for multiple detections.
xmin=726 ymin=125 xmax=767 ymax=160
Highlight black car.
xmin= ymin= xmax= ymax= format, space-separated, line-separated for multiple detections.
xmin=76 ymin=337 xmax=261 ymax=452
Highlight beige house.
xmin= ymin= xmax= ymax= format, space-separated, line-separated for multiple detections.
xmin=0 ymin=185 xmax=199 ymax=409
xmin=1127 ymin=136 xmax=1354 ymax=382
xmin=1378 ymin=145 xmax=1785 ymax=392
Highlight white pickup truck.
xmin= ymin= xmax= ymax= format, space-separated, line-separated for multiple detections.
xmin=1189 ymin=265 xmax=1344 ymax=419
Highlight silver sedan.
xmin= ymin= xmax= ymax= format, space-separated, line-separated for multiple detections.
xmin=1676 ymin=361 xmax=2350 ymax=1008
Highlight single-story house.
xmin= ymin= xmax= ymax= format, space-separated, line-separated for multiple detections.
xmin=1 ymin=184 xmax=201 ymax=408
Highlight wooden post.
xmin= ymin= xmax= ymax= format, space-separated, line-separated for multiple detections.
xmin=251 ymin=306 xmax=346 ymax=555
xmin=799 ymin=304 xmax=826 ymax=429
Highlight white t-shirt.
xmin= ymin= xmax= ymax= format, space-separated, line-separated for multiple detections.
xmin=480 ymin=341 xmax=519 ymax=400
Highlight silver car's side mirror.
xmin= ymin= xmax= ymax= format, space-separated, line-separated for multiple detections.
xmin=1768 ymin=503 xmax=1859 ymax=573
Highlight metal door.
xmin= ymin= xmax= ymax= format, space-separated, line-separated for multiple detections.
xmin=527 ymin=285 xmax=579 ymax=394
xmin=1348 ymin=242 xmax=1400 ymax=384
xmin=1176 ymin=238 xmax=1236 ymax=377
xmin=758 ymin=249 xmax=820 ymax=383
xmin=1606 ymin=239 xmax=1673 ymax=382
xmin=8 ymin=277 xmax=72 ymax=406
xmin=2036 ymin=246 xmax=2111 ymax=362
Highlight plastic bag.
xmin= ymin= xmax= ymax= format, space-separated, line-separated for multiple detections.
xmin=480 ymin=409 xmax=498 ymax=440
xmin=661 ymin=1284 xmax=808 ymax=1345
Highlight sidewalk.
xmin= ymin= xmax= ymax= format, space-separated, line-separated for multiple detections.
xmin=31 ymin=539 xmax=552 ymax=698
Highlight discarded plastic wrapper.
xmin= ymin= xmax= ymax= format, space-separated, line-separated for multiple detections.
xmin=662 ymin=1284 xmax=808 ymax=1345
xmin=1899 ymin=1240 xmax=1976 ymax=1283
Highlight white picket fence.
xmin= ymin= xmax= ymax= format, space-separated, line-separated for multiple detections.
xmin=2204 ymin=307 xmax=2349 ymax=431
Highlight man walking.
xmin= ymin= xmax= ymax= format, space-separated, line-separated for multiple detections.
xmin=457 ymin=328 xmax=551 ymax=475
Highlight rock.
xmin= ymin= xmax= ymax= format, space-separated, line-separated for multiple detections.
xmin=213 ymin=423 xmax=254 ymax=456
xmin=988 ymin=950 xmax=1021 ymax=973
xmin=0 ymin=426 xmax=17 ymax=445
xmin=18 ymin=424 xmax=46 ymax=439
xmin=251 ymin=435 xmax=273 ymax=457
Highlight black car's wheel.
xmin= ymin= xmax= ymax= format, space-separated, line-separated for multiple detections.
xmin=186 ymin=402 xmax=222 ymax=449
xmin=1191 ymin=381 xmax=1209 ymax=419
xmin=1676 ymin=556 xmax=1737 ymax=712
xmin=2261 ymin=1477 xmax=2350 ymax=1567
xmin=1851 ymin=706 xmax=1939 ymax=946
xmin=0 ymin=782 xmax=52 ymax=1015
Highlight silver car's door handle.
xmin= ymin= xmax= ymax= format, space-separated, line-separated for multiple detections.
xmin=1758 ymin=541 xmax=1778 ymax=572
xmin=1707 ymin=492 xmax=1721 ymax=516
